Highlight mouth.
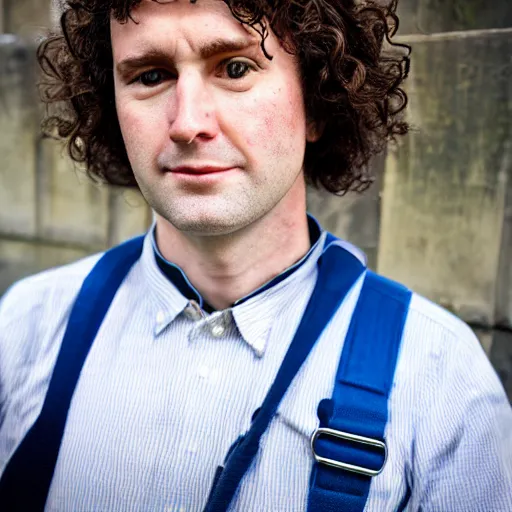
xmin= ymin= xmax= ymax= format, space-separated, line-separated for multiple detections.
xmin=169 ymin=165 xmax=235 ymax=176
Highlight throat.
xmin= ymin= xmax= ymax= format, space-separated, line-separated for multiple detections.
xmin=153 ymin=215 xmax=318 ymax=311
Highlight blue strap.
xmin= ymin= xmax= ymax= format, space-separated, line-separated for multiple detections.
xmin=308 ymin=270 xmax=412 ymax=512
xmin=0 ymin=235 xmax=145 ymax=511
xmin=204 ymin=236 xmax=365 ymax=512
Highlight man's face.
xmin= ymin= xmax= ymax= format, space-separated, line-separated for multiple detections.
xmin=112 ymin=0 xmax=315 ymax=236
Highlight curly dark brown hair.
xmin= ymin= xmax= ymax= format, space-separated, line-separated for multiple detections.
xmin=38 ymin=0 xmax=410 ymax=194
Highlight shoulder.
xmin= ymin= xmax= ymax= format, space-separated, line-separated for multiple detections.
xmin=382 ymin=289 xmax=512 ymax=508
xmin=406 ymin=292 xmax=507 ymax=409
xmin=0 ymin=252 xmax=104 ymax=325
xmin=363 ymin=270 xmax=483 ymax=358
xmin=380 ymin=281 xmax=509 ymax=431
xmin=0 ymin=252 xmax=105 ymax=418
xmin=361 ymin=272 xmax=505 ymax=411
xmin=405 ymin=290 xmax=484 ymax=364
xmin=408 ymin=289 xmax=475 ymax=335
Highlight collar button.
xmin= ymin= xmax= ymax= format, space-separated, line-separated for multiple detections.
xmin=185 ymin=300 xmax=204 ymax=321
xmin=211 ymin=324 xmax=225 ymax=337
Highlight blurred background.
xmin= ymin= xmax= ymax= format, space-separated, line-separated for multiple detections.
xmin=0 ymin=0 xmax=511 ymax=401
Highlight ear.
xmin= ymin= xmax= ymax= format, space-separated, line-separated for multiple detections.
xmin=306 ymin=120 xmax=324 ymax=142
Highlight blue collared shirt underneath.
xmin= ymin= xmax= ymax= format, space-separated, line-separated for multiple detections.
xmin=0 ymin=220 xmax=511 ymax=511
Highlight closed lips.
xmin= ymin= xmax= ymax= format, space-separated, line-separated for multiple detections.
xmin=170 ymin=166 xmax=234 ymax=174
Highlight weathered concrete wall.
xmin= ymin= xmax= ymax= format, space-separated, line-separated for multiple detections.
xmin=496 ymin=170 xmax=512 ymax=328
xmin=306 ymin=154 xmax=385 ymax=271
xmin=0 ymin=38 xmax=38 ymax=238
xmin=0 ymin=36 xmax=151 ymax=295
xmin=3 ymin=0 xmax=52 ymax=39
xmin=307 ymin=1 xmax=512 ymax=397
xmin=0 ymin=2 xmax=5 ymax=33
xmin=378 ymin=31 xmax=511 ymax=326
xmin=397 ymin=0 xmax=512 ymax=34
xmin=309 ymin=3 xmax=512 ymax=331
xmin=474 ymin=328 xmax=512 ymax=402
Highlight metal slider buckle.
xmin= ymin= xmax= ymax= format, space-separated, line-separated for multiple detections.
xmin=310 ymin=427 xmax=387 ymax=477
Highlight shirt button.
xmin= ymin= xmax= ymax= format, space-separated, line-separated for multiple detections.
xmin=198 ymin=364 xmax=210 ymax=379
xmin=156 ymin=311 xmax=165 ymax=324
xmin=186 ymin=443 xmax=198 ymax=454
xmin=211 ymin=324 xmax=225 ymax=337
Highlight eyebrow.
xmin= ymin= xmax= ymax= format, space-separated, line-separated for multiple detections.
xmin=199 ymin=37 xmax=257 ymax=60
xmin=116 ymin=37 xmax=258 ymax=77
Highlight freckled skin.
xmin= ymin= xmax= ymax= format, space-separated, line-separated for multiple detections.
xmin=111 ymin=0 xmax=318 ymax=237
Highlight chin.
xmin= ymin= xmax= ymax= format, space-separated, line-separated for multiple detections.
xmin=166 ymin=212 xmax=245 ymax=237
xmin=153 ymin=193 xmax=267 ymax=237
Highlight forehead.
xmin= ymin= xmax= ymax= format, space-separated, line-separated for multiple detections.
xmin=110 ymin=0 xmax=264 ymax=59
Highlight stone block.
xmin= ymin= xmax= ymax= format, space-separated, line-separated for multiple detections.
xmin=473 ymin=327 xmax=494 ymax=356
xmin=0 ymin=38 xmax=38 ymax=237
xmin=38 ymin=139 xmax=110 ymax=249
xmin=488 ymin=330 xmax=512 ymax=403
xmin=0 ymin=237 xmax=89 ymax=296
xmin=474 ymin=328 xmax=512 ymax=402
xmin=0 ymin=2 xmax=4 ymax=33
xmin=307 ymin=154 xmax=385 ymax=270
xmin=107 ymin=187 xmax=151 ymax=247
xmin=4 ymin=0 xmax=52 ymax=39
xmin=378 ymin=31 xmax=512 ymax=326
xmin=495 ymin=156 xmax=512 ymax=328
xmin=396 ymin=0 xmax=512 ymax=35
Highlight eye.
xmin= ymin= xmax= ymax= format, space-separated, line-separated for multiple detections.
xmin=137 ymin=69 xmax=170 ymax=87
xmin=222 ymin=59 xmax=254 ymax=80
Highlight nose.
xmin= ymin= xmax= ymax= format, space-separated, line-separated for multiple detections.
xmin=168 ymin=71 xmax=219 ymax=144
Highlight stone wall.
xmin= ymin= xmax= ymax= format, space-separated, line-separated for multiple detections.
xmin=308 ymin=1 xmax=512 ymax=398
xmin=0 ymin=32 xmax=151 ymax=293
xmin=1 ymin=0 xmax=511 ymax=398
xmin=309 ymin=1 xmax=512 ymax=328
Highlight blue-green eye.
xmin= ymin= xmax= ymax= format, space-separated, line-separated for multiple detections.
xmin=225 ymin=60 xmax=252 ymax=79
xmin=138 ymin=69 xmax=168 ymax=86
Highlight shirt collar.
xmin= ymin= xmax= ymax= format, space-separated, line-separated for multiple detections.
xmin=139 ymin=233 xmax=190 ymax=336
xmin=139 ymin=214 xmax=366 ymax=354
xmin=151 ymin=214 xmax=324 ymax=313
xmin=230 ymin=231 xmax=328 ymax=356
xmin=230 ymin=231 xmax=366 ymax=356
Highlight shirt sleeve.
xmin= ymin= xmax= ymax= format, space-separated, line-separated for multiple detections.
xmin=0 ymin=256 xmax=101 ymax=476
xmin=0 ymin=279 xmax=47 ymax=474
xmin=0 ymin=284 xmax=28 ymax=429
xmin=414 ymin=321 xmax=512 ymax=511
xmin=0 ymin=292 xmax=7 ymax=428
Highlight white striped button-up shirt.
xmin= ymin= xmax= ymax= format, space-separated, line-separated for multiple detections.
xmin=1 ymin=223 xmax=511 ymax=511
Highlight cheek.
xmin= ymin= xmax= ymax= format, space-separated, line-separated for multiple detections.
xmin=262 ymin=89 xmax=307 ymax=157
xmin=116 ymin=100 xmax=164 ymax=165
xmin=232 ymin=88 xmax=305 ymax=155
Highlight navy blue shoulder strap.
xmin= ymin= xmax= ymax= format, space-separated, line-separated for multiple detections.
xmin=203 ymin=234 xmax=365 ymax=512
xmin=0 ymin=235 xmax=145 ymax=511
xmin=308 ymin=270 xmax=412 ymax=512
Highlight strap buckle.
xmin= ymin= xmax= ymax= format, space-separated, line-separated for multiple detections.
xmin=310 ymin=427 xmax=387 ymax=477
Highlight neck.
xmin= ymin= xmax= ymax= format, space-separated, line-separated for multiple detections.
xmin=154 ymin=196 xmax=310 ymax=311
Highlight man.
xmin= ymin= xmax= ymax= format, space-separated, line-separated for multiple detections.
xmin=0 ymin=0 xmax=511 ymax=511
